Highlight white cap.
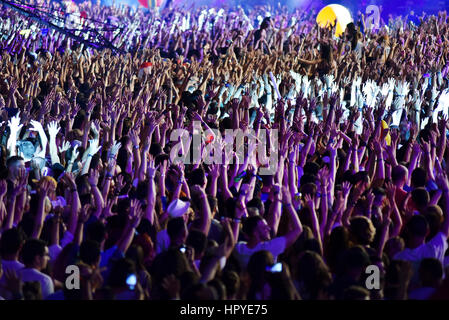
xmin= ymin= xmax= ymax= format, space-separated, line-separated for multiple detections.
xmin=166 ymin=199 xmax=190 ymax=218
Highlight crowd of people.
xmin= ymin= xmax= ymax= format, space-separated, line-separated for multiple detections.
xmin=1 ymin=0 xmax=449 ymax=300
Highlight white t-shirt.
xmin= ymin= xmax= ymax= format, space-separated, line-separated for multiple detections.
xmin=394 ymin=232 xmax=448 ymax=288
xmin=394 ymin=232 xmax=448 ymax=264
xmin=19 ymin=268 xmax=54 ymax=299
xmin=234 ymin=236 xmax=287 ymax=270
xmin=0 ymin=260 xmax=24 ymax=299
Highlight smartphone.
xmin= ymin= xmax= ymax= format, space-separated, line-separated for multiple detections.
xmin=266 ymin=263 xmax=282 ymax=273
xmin=126 ymin=274 xmax=137 ymax=290
xmin=179 ymin=246 xmax=187 ymax=253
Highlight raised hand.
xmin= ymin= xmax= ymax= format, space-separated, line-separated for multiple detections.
xmin=304 ymin=193 xmax=316 ymax=211
xmin=129 ymin=199 xmax=145 ymax=228
xmin=88 ymin=169 xmax=100 ymax=187
xmin=47 ymin=121 xmax=60 ymax=138
xmin=70 ymin=145 xmax=80 ymax=163
xmin=147 ymin=159 xmax=158 ymax=179
xmin=29 ymin=119 xmax=45 ymax=134
xmin=108 ymin=141 xmax=122 ymax=160
xmin=8 ymin=111 xmax=23 ymax=133
xmin=88 ymin=139 xmax=101 ymax=156
xmin=58 ymin=141 xmax=71 ymax=153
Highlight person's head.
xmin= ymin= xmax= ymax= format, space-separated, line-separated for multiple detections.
xmin=384 ymin=260 xmax=412 ymax=299
xmin=242 ymin=216 xmax=271 ymax=243
xmin=411 ymin=167 xmax=427 ymax=188
xmin=405 ymin=215 xmax=429 ymax=247
xmin=411 ymin=188 xmax=430 ymax=212
xmin=372 ymin=187 xmax=386 ymax=207
xmin=221 ymin=270 xmax=240 ymax=300
xmin=208 ymin=279 xmax=227 ymax=300
xmin=107 ymin=258 xmax=137 ymax=290
xmin=167 ymin=217 xmax=188 ymax=246
xmin=151 ymin=249 xmax=190 ymax=289
xmin=6 ymin=155 xmax=24 ymax=179
xmin=320 ymin=42 xmax=333 ymax=63
xmin=247 ymin=198 xmax=264 ymax=217
xmin=423 ymin=205 xmax=444 ymax=240
xmin=79 ymin=240 xmax=101 ymax=268
xmin=189 ymin=168 xmax=207 ymax=189
xmin=296 ymin=251 xmax=332 ymax=300
xmin=325 ymin=226 xmax=350 ymax=274
xmin=419 ymin=258 xmax=443 ymax=288
xmin=260 ymin=17 xmax=271 ymax=30
xmin=181 ymin=283 xmax=218 ymax=300
xmin=186 ymin=230 xmax=207 ymax=261
xmin=125 ymin=244 xmax=146 ymax=271
xmin=349 ymin=216 xmax=376 ymax=246
xmin=85 ymin=220 xmax=107 ymax=246
xmin=22 ymin=281 xmax=43 ymax=300
xmin=338 ymin=246 xmax=371 ymax=281
xmin=384 ymin=237 xmax=405 ymax=261
xmin=21 ymin=239 xmax=50 ymax=270
xmin=391 ymin=165 xmax=408 ymax=187
xmin=0 ymin=227 xmax=25 ymax=259
xmin=247 ymin=250 xmax=274 ymax=289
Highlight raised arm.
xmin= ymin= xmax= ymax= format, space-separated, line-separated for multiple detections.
xmin=190 ymin=185 xmax=212 ymax=236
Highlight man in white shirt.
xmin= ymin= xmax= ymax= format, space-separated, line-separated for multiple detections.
xmin=18 ymin=239 xmax=54 ymax=299
xmin=233 ymin=187 xmax=303 ymax=270
xmin=394 ymin=176 xmax=449 ymax=290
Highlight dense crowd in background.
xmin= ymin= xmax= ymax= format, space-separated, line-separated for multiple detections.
xmin=1 ymin=0 xmax=449 ymax=300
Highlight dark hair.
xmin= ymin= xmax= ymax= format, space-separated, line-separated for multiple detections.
xmin=221 ymin=270 xmax=240 ymax=298
xmin=337 ymin=246 xmax=370 ymax=276
xmin=6 ymin=155 xmax=24 ymax=167
xmin=208 ymin=279 xmax=227 ymax=300
xmin=23 ymin=281 xmax=42 ymax=300
xmin=407 ymin=215 xmax=429 ymax=238
xmin=423 ymin=205 xmax=443 ymax=240
xmin=303 ymin=162 xmax=320 ymax=176
xmin=189 ymin=168 xmax=206 ymax=187
xmin=247 ymin=250 xmax=274 ymax=299
xmin=325 ymin=226 xmax=350 ymax=274
xmin=242 ymin=216 xmax=264 ymax=238
xmin=107 ymin=258 xmax=136 ymax=288
xmin=79 ymin=240 xmax=101 ymax=266
xmin=150 ymin=249 xmax=190 ymax=284
xmin=186 ymin=230 xmax=208 ymax=259
xmin=411 ymin=167 xmax=427 ymax=188
xmin=85 ymin=221 xmax=106 ymax=244
xmin=419 ymin=258 xmax=443 ymax=286
xmin=167 ymin=217 xmax=186 ymax=240
xmin=260 ymin=17 xmax=271 ymax=30
xmin=181 ymin=283 xmax=218 ymax=300
xmin=411 ymin=187 xmax=430 ymax=209
xmin=21 ymin=239 xmax=46 ymax=266
xmin=297 ymin=251 xmax=332 ymax=300
xmin=0 ymin=228 xmax=25 ymax=257
xmin=125 ymin=244 xmax=146 ymax=272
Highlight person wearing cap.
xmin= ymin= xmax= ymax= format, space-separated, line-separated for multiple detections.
xmin=156 ymin=198 xmax=191 ymax=254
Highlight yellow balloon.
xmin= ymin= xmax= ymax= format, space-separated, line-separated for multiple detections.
xmin=381 ymin=120 xmax=391 ymax=146
xmin=316 ymin=4 xmax=353 ymax=37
